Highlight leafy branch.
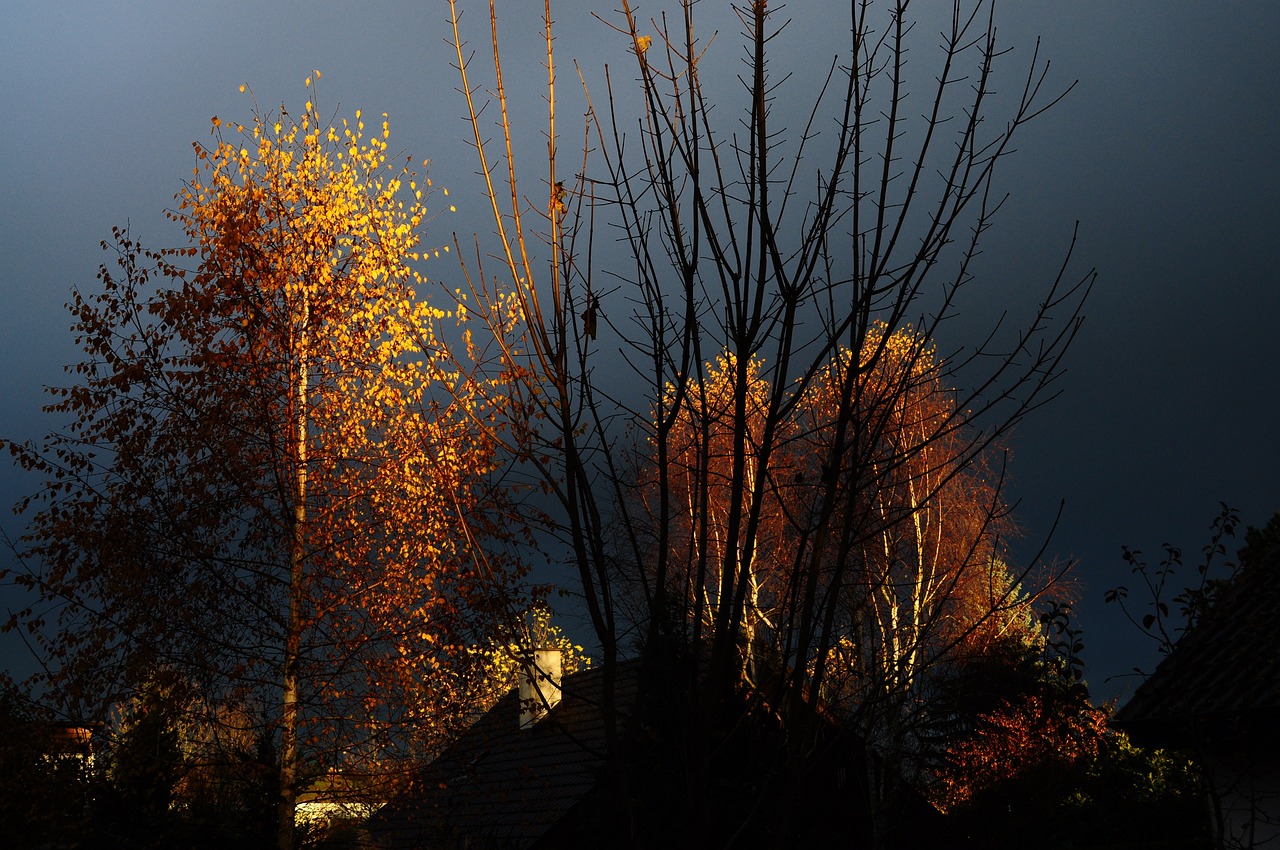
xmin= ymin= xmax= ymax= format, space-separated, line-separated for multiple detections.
xmin=1105 ymin=503 xmax=1240 ymax=662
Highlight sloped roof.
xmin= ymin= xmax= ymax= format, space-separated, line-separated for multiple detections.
xmin=368 ymin=660 xmax=638 ymax=850
xmin=1113 ymin=557 xmax=1280 ymax=743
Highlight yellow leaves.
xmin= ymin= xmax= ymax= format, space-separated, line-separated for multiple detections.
xmin=636 ymin=35 xmax=653 ymax=54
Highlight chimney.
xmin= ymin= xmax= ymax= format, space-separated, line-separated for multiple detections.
xmin=518 ymin=648 xmax=562 ymax=729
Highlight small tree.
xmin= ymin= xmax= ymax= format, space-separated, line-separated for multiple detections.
xmin=932 ymin=622 xmax=1208 ymax=850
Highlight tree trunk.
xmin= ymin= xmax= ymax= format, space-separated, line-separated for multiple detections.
xmin=278 ymin=302 xmax=309 ymax=850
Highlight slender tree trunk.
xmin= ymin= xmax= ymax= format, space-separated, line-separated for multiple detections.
xmin=278 ymin=302 xmax=309 ymax=850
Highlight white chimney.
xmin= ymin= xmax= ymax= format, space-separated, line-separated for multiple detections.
xmin=518 ymin=648 xmax=562 ymax=729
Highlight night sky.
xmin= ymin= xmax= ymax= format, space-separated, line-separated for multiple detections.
xmin=2 ymin=1 xmax=1278 ymax=704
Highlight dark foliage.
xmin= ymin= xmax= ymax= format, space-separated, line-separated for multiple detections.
xmin=0 ymin=676 xmax=95 ymax=848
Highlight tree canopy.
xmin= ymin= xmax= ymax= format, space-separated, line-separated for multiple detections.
xmin=3 ymin=81 xmax=529 ymax=848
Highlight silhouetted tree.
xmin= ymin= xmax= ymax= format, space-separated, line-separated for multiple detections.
xmin=440 ymin=1 xmax=1092 ymax=845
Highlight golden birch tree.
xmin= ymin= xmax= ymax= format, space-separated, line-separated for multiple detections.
xmin=4 ymin=79 xmax=526 ymax=849
xmin=631 ymin=351 xmax=789 ymax=685
xmin=794 ymin=326 xmax=1031 ymax=699
xmin=638 ymin=327 xmax=1037 ymax=722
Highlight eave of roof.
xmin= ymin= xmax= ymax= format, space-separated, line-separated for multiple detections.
xmin=1113 ymin=560 xmax=1280 ymax=745
xmin=370 ymin=660 xmax=639 ymax=849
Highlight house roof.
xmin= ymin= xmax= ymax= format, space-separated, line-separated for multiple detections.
xmin=368 ymin=660 xmax=638 ymax=850
xmin=1113 ymin=553 xmax=1280 ymax=744
xmin=368 ymin=653 xmax=949 ymax=849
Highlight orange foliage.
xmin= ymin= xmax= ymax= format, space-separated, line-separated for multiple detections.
xmin=4 ymin=79 xmax=526 ymax=840
xmin=796 ymin=326 xmax=1028 ymax=704
xmin=933 ymin=692 xmax=1109 ymax=809
xmin=644 ymin=352 xmax=789 ymax=656
xmin=638 ymin=325 xmax=1032 ymax=699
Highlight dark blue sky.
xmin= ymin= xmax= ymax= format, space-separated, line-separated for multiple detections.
xmin=2 ymin=1 xmax=1278 ymax=703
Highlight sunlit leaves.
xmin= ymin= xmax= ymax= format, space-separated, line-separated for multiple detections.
xmin=639 ymin=324 xmax=1030 ymax=707
xmin=5 ymin=77 xmax=527 ymax=821
xmin=934 ymin=692 xmax=1110 ymax=810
